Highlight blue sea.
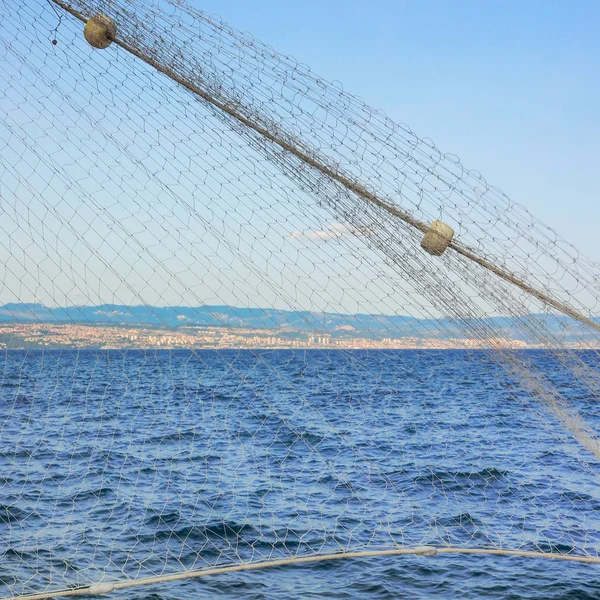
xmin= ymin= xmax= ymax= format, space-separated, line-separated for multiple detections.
xmin=1 ymin=349 xmax=600 ymax=599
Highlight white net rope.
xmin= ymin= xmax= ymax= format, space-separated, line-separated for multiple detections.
xmin=1 ymin=1 xmax=600 ymax=598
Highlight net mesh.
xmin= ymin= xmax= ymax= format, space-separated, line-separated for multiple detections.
xmin=1 ymin=1 xmax=600 ymax=598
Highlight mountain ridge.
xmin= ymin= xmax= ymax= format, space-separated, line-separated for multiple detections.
xmin=0 ymin=303 xmax=594 ymax=341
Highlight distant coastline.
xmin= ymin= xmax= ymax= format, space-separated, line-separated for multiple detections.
xmin=0 ymin=303 xmax=596 ymax=350
xmin=0 ymin=322 xmax=537 ymax=350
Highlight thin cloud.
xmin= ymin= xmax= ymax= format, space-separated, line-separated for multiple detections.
xmin=290 ymin=223 xmax=370 ymax=241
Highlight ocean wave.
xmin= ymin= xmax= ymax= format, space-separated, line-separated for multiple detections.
xmin=0 ymin=504 xmax=27 ymax=524
xmin=413 ymin=467 xmax=510 ymax=489
xmin=136 ymin=516 xmax=258 ymax=546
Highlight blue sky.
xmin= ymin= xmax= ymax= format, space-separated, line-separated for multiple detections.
xmin=1 ymin=0 xmax=599 ymax=317
xmin=195 ymin=0 xmax=600 ymax=259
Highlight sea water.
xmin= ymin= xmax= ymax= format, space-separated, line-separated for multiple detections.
xmin=1 ymin=349 xmax=600 ymax=599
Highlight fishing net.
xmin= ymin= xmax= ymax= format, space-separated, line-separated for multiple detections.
xmin=1 ymin=0 xmax=600 ymax=598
